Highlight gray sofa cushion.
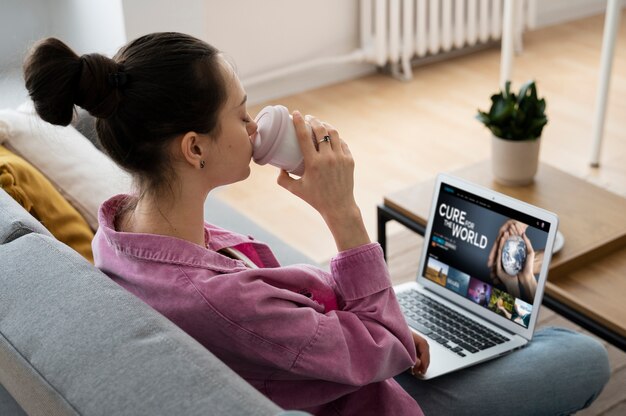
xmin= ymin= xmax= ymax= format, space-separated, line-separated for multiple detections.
xmin=72 ymin=109 xmax=102 ymax=151
xmin=0 ymin=232 xmax=283 ymax=416
xmin=0 ymin=189 xmax=51 ymax=243
xmin=0 ymin=385 xmax=25 ymax=416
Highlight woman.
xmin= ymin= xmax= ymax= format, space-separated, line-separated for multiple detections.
xmin=23 ymin=32 xmax=609 ymax=415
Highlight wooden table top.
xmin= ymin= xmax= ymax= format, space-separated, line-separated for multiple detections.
xmin=384 ymin=160 xmax=626 ymax=337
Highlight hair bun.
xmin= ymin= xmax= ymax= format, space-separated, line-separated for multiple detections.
xmin=75 ymin=54 xmax=124 ymax=119
xmin=23 ymin=38 xmax=123 ymax=126
xmin=107 ymin=71 xmax=128 ymax=88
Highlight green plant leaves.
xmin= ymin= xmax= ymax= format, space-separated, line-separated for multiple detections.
xmin=475 ymin=80 xmax=548 ymax=141
xmin=516 ymin=80 xmax=534 ymax=104
xmin=489 ymin=95 xmax=515 ymax=123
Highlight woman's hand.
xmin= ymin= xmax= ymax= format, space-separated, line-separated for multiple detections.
xmin=518 ymin=232 xmax=538 ymax=303
xmin=487 ymin=220 xmax=528 ymax=283
xmin=495 ymin=231 xmax=522 ymax=298
xmin=277 ymin=111 xmax=370 ymax=252
xmin=410 ymin=331 xmax=430 ymax=376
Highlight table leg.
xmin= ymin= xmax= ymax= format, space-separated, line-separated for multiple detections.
xmin=590 ymin=0 xmax=623 ymax=167
xmin=377 ymin=204 xmax=427 ymax=261
xmin=500 ymin=0 xmax=516 ymax=89
xmin=377 ymin=205 xmax=390 ymax=260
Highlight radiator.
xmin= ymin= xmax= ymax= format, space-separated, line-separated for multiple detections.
xmin=361 ymin=0 xmax=537 ymax=80
xmin=242 ymin=0 xmax=537 ymax=88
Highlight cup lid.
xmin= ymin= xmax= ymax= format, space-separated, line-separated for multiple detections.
xmin=253 ymin=105 xmax=290 ymax=165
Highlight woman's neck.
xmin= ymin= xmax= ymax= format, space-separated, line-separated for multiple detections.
xmin=118 ymin=191 xmax=207 ymax=248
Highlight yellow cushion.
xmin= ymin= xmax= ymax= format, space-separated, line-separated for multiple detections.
xmin=0 ymin=145 xmax=94 ymax=263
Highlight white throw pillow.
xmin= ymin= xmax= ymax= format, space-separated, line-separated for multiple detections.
xmin=0 ymin=103 xmax=131 ymax=230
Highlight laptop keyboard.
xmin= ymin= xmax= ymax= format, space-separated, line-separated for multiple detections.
xmin=397 ymin=289 xmax=509 ymax=357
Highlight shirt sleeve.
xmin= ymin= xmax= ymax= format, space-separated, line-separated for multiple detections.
xmin=201 ymin=242 xmax=417 ymax=386
xmin=295 ymin=243 xmax=417 ymax=384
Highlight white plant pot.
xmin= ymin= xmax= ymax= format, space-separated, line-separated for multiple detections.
xmin=491 ymin=135 xmax=541 ymax=186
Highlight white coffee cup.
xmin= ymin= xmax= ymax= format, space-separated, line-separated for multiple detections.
xmin=252 ymin=105 xmax=313 ymax=176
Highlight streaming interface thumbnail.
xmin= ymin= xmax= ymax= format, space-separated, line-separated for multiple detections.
xmin=421 ymin=183 xmax=550 ymax=328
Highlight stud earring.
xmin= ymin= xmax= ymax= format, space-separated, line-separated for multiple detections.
xmin=200 ymin=160 xmax=205 ymax=169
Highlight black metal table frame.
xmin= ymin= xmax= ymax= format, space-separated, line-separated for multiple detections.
xmin=377 ymin=204 xmax=626 ymax=352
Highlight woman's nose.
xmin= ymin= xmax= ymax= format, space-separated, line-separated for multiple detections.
xmin=247 ymin=119 xmax=258 ymax=136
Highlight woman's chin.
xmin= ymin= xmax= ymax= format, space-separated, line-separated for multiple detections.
xmin=218 ymin=166 xmax=252 ymax=188
xmin=239 ymin=165 xmax=252 ymax=181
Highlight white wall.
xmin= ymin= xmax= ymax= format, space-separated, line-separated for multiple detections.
xmin=50 ymin=0 xmax=126 ymax=57
xmin=0 ymin=0 xmax=125 ymax=68
xmin=0 ymin=0 xmax=53 ymax=71
xmin=121 ymin=0 xmax=207 ymax=43
xmin=0 ymin=0 xmax=126 ymax=109
xmin=122 ymin=0 xmax=372 ymax=104
xmin=0 ymin=0 xmax=54 ymax=107
xmin=121 ymin=0 xmax=614 ymax=104
xmin=535 ymin=0 xmax=608 ymax=28
xmin=1 ymin=0 xmax=614 ymax=109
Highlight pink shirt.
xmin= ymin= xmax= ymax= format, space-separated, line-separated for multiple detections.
xmin=93 ymin=195 xmax=423 ymax=415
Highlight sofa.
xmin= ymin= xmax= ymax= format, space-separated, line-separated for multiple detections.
xmin=0 ymin=105 xmax=315 ymax=415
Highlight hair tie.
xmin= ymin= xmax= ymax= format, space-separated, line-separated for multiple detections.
xmin=108 ymin=71 xmax=127 ymax=88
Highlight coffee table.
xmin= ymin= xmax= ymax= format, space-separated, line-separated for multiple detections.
xmin=378 ymin=160 xmax=626 ymax=350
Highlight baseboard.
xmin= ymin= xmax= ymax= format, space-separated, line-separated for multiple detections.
xmin=244 ymin=61 xmax=375 ymax=106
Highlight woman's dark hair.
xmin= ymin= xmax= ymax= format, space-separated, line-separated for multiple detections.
xmin=23 ymin=32 xmax=227 ymax=194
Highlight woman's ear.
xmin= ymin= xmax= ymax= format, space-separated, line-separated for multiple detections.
xmin=179 ymin=131 xmax=206 ymax=169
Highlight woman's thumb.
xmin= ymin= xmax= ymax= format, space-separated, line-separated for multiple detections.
xmin=277 ymin=169 xmax=296 ymax=192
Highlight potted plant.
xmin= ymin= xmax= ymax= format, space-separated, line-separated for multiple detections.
xmin=476 ymin=80 xmax=548 ymax=186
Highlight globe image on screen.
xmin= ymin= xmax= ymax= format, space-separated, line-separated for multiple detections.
xmin=501 ymin=235 xmax=527 ymax=275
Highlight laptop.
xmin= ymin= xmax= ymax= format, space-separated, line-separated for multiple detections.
xmin=394 ymin=173 xmax=559 ymax=379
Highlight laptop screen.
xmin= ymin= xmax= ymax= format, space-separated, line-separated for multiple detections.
xmin=421 ymin=181 xmax=551 ymax=329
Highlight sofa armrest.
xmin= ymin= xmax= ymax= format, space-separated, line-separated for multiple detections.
xmin=0 ymin=233 xmax=283 ymax=416
xmin=0 ymin=189 xmax=51 ymax=243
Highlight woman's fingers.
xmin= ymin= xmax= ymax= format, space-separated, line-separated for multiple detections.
xmin=321 ymin=122 xmax=341 ymax=152
xmin=521 ymin=232 xmax=536 ymax=275
xmin=340 ymin=138 xmax=351 ymax=156
xmin=411 ymin=331 xmax=430 ymax=375
xmin=495 ymin=231 xmax=508 ymax=277
xmin=307 ymin=117 xmax=332 ymax=154
xmin=293 ymin=111 xmax=317 ymax=159
xmin=297 ymin=115 xmax=344 ymax=156
xmin=522 ymin=231 xmax=534 ymax=254
xmin=488 ymin=222 xmax=510 ymax=268
xmin=276 ymin=169 xmax=295 ymax=191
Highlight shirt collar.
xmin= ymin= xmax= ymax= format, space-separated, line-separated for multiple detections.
xmin=98 ymin=194 xmax=260 ymax=272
